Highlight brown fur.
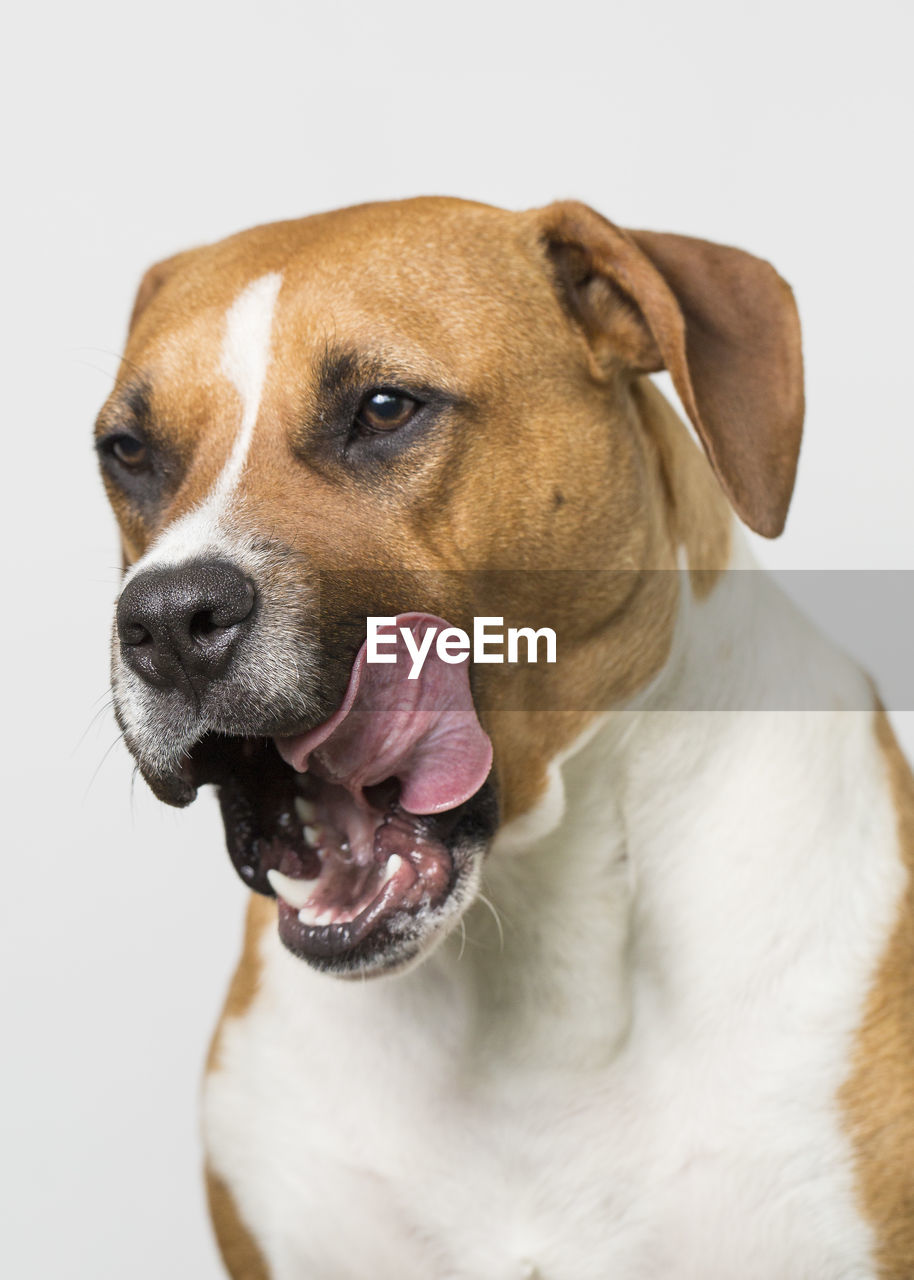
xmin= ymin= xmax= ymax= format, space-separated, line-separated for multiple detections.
xmin=842 ymin=710 xmax=914 ymax=1276
xmin=96 ymin=197 xmax=807 ymax=1269
xmin=206 ymin=900 xmax=274 ymax=1276
xmin=206 ymin=1166 xmax=270 ymax=1280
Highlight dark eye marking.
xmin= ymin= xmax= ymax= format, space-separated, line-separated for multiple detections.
xmin=93 ymin=381 xmax=184 ymax=522
xmin=95 ymin=412 xmax=183 ymax=524
xmin=95 ymin=380 xmax=154 ymax=476
xmin=353 ymin=389 xmax=422 ymax=435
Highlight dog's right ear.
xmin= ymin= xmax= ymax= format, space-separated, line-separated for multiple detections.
xmin=535 ymin=201 xmax=804 ymax=538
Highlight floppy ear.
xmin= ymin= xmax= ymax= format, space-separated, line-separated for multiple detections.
xmin=538 ymin=201 xmax=804 ymax=537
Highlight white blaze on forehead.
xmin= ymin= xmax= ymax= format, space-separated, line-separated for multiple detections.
xmin=215 ymin=270 xmax=284 ymax=501
xmin=124 ymin=270 xmax=283 ymax=577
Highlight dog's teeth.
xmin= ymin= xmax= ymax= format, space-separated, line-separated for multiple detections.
xmin=382 ymin=854 xmax=404 ymax=885
xmin=295 ymin=797 xmax=317 ymax=823
xmin=266 ymin=869 xmax=314 ymax=911
xmin=303 ymin=824 xmax=321 ymax=845
xmin=297 ymin=902 xmax=332 ymax=928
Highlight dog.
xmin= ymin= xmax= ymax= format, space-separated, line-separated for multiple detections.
xmin=96 ymin=198 xmax=914 ymax=1278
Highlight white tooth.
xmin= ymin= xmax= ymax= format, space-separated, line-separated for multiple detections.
xmin=297 ymin=901 xmax=330 ymax=928
xmin=295 ymin=797 xmax=316 ymax=823
xmin=303 ymin=824 xmax=321 ymax=845
xmin=383 ymin=854 xmax=404 ymax=885
xmin=316 ymin=910 xmax=334 ymax=927
xmin=267 ymin=869 xmax=314 ymax=911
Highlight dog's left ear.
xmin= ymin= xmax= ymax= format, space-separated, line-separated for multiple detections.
xmin=537 ymin=201 xmax=804 ymax=537
xmin=126 ymin=249 xmax=192 ymax=339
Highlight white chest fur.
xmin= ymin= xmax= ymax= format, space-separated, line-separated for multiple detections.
xmin=204 ymin=558 xmax=906 ymax=1279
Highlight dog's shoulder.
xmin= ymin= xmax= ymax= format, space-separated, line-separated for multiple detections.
xmin=843 ymin=709 xmax=914 ymax=1277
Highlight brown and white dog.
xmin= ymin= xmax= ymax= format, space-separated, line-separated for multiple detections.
xmin=96 ymin=198 xmax=914 ymax=1278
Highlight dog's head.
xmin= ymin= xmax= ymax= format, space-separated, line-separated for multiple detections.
xmin=96 ymin=197 xmax=803 ymax=976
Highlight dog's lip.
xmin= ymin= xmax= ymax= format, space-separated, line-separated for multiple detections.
xmin=274 ymin=889 xmax=408 ymax=959
xmin=269 ymin=823 xmax=453 ymax=960
xmin=135 ymin=728 xmax=496 ymax=971
xmin=267 ymin=780 xmax=499 ymax=972
xmin=141 ymin=756 xmax=200 ymax=808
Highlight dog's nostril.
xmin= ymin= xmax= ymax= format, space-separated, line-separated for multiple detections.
xmin=204 ymin=577 xmax=256 ymax=631
xmin=190 ymin=609 xmax=220 ymax=641
xmin=188 ymin=600 xmax=253 ymax=642
xmin=121 ymin=621 xmax=153 ymax=647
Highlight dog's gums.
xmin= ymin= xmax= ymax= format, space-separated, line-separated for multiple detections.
xmin=176 ymin=615 xmax=495 ymax=972
xmin=266 ymin=783 xmax=465 ymax=965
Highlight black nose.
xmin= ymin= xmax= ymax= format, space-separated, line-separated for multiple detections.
xmin=117 ymin=559 xmax=256 ymax=695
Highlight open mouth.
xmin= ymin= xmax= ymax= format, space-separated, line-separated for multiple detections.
xmin=177 ymin=614 xmax=495 ymax=974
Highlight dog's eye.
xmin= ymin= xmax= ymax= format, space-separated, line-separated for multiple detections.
xmin=102 ymin=434 xmax=149 ymax=469
xmin=354 ymin=390 xmax=420 ymax=434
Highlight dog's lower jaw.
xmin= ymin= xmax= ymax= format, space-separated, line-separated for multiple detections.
xmin=203 ymin=545 xmax=900 ymax=1278
xmin=274 ymin=782 xmax=497 ymax=978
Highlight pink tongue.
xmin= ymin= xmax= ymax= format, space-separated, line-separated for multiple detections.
xmin=274 ymin=614 xmax=492 ymax=815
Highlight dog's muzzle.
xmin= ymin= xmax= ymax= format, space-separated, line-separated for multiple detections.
xmin=110 ymin=555 xmax=497 ymax=976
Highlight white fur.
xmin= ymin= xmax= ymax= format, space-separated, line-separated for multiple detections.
xmin=126 ymin=271 xmax=283 ymax=577
xmin=204 ymin=533 xmax=905 ymax=1278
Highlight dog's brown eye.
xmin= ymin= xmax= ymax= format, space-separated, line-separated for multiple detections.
xmin=107 ymin=434 xmax=148 ymax=468
xmin=355 ymin=391 xmax=420 ymax=433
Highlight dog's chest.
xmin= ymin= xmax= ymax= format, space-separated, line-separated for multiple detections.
xmin=205 ymin=921 xmax=878 ymax=1279
xmin=204 ymin=707 xmax=902 ymax=1279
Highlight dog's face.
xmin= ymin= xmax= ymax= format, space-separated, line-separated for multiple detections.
xmin=96 ymin=197 xmax=803 ymax=975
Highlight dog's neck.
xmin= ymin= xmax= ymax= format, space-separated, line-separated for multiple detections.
xmin=262 ymin=393 xmax=877 ymax=1081
xmin=427 ymin=526 xmax=873 ymax=1070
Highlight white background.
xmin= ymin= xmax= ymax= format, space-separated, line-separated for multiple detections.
xmin=2 ymin=1 xmax=912 ymax=1275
